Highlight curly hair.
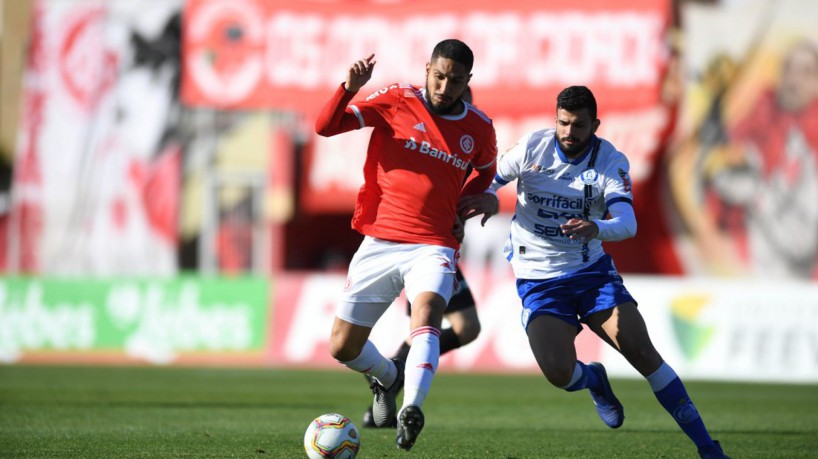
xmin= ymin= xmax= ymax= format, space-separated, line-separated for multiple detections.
xmin=556 ymin=86 xmax=597 ymax=120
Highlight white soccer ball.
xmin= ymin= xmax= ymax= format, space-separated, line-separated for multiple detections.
xmin=303 ymin=413 xmax=360 ymax=459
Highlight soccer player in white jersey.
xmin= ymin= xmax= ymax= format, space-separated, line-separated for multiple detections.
xmin=315 ymin=40 xmax=497 ymax=450
xmin=458 ymin=86 xmax=730 ymax=459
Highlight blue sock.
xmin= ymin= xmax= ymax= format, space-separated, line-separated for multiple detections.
xmin=562 ymin=361 xmax=600 ymax=392
xmin=648 ymin=362 xmax=715 ymax=448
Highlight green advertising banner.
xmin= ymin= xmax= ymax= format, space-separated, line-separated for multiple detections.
xmin=0 ymin=277 xmax=269 ymax=364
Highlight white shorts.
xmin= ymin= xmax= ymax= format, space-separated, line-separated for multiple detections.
xmin=337 ymin=236 xmax=457 ymax=327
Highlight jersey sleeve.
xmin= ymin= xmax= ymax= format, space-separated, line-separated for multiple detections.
xmin=347 ymin=84 xmax=403 ymax=129
xmin=593 ymin=145 xmax=637 ymax=241
xmin=472 ymin=122 xmax=498 ymax=170
xmin=315 ymin=83 xmax=366 ymax=136
xmin=461 ymin=122 xmax=498 ymax=196
xmin=601 ymin=151 xmax=634 ymax=209
xmin=490 ymin=133 xmax=529 ymax=191
xmin=594 ymin=200 xmax=637 ymax=241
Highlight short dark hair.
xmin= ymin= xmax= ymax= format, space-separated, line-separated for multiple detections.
xmin=431 ymin=39 xmax=474 ymax=73
xmin=556 ymin=86 xmax=597 ymax=120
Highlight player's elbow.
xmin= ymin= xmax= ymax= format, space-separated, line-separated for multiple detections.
xmin=315 ymin=122 xmax=333 ymax=137
xmin=624 ymin=220 xmax=637 ymax=239
xmin=613 ymin=220 xmax=637 ymax=241
xmin=595 ymin=218 xmax=636 ymax=242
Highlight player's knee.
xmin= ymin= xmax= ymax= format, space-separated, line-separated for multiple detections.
xmin=411 ymin=301 xmax=445 ymax=327
xmin=329 ymin=340 xmax=360 ymax=362
xmin=328 ymin=331 xmax=360 ymax=362
xmin=328 ymin=339 xmax=345 ymax=361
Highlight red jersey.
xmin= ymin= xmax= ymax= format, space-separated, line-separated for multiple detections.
xmin=316 ymin=83 xmax=497 ymax=248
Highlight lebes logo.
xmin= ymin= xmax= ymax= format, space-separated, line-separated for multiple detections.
xmin=185 ymin=0 xmax=264 ymax=104
xmin=670 ymin=294 xmax=716 ymax=361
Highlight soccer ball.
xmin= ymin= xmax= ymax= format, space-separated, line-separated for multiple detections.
xmin=303 ymin=413 xmax=360 ymax=459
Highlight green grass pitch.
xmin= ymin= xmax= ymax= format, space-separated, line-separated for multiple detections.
xmin=1 ymin=365 xmax=816 ymax=458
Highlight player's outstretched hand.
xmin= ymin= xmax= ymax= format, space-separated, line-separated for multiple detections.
xmin=345 ymin=54 xmax=376 ymax=93
xmin=560 ymin=218 xmax=599 ymax=242
xmin=457 ymin=193 xmax=499 ymax=227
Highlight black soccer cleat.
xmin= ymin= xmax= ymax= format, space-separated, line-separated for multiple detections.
xmin=396 ymin=405 xmax=425 ymax=451
xmin=370 ymin=358 xmax=404 ymax=428
xmin=362 ymin=403 xmax=395 ymax=428
xmin=362 ymin=404 xmax=376 ymax=428
xmin=361 ymin=374 xmax=378 ymax=428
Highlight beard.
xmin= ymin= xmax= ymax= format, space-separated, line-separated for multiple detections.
xmin=558 ymin=135 xmax=592 ymax=156
xmin=425 ymin=86 xmax=459 ymax=115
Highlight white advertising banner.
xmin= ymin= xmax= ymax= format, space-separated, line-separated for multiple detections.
xmin=602 ymin=277 xmax=818 ymax=383
xmin=271 ymin=271 xmax=818 ymax=383
xmin=4 ymin=271 xmax=815 ymax=383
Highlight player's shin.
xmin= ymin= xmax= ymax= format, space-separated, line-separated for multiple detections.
xmin=401 ymin=326 xmax=441 ymax=409
xmin=647 ymin=362 xmax=716 ymax=449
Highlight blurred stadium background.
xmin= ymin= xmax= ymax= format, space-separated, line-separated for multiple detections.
xmin=0 ymin=0 xmax=817 ymax=385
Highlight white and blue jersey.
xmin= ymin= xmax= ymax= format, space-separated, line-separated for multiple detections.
xmin=491 ymin=128 xmax=634 ymax=280
xmin=492 ymin=128 xmax=637 ymax=329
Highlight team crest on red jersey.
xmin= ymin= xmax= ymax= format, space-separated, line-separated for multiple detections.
xmin=460 ymin=135 xmax=474 ymax=154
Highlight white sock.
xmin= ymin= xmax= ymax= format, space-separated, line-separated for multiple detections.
xmin=341 ymin=340 xmax=396 ymax=388
xmin=401 ymin=326 xmax=440 ymax=410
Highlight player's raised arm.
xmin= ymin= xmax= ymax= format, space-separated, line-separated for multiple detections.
xmin=315 ymin=54 xmax=377 ymax=137
xmin=345 ymin=54 xmax=376 ymax=92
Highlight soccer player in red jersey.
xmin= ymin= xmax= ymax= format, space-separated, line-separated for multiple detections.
xmin=359 ymin=86 xmax=485 ymax=429
xmin=315 ymin=39 xmax=497 ymax=450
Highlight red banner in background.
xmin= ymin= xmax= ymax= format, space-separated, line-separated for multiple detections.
xmin=181 ymin=0 xmax=670 ymax=117
xmin=182 ymin=0 xmax=676 ymax=273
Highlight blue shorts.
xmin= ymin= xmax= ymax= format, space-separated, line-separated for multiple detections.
xmin=516 ymin=254 xmax=636 ymax=331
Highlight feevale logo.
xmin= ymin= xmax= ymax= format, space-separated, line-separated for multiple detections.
xmin=670 ymin=294 xmax=716 ymax=361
